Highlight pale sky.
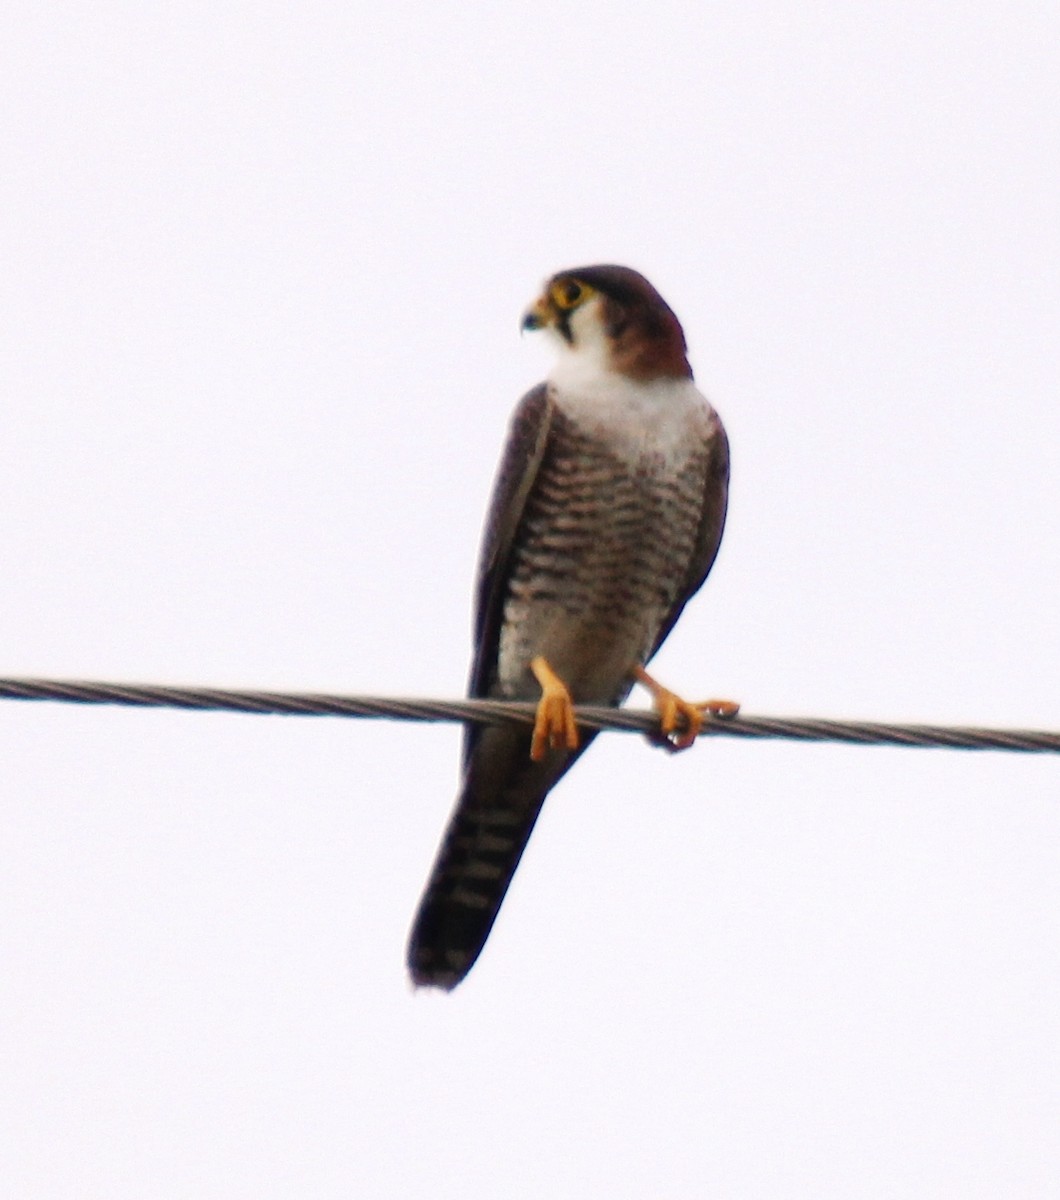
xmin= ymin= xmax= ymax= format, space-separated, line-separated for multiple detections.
xmin=2 ymin=2 xmax=1059 ymax=1196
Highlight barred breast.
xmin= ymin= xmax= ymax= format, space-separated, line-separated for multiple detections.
xmin=408 ymin=375 xmax=722 ymax=989
xmin=496 ymin=379 xmax=712 ymax=705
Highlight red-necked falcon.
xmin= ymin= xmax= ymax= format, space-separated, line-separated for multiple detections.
xmin=407 ymin=265 xmax=735 ymax=989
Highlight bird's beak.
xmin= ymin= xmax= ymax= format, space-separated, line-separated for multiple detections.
xmin=521 ymin=293 xmax=552 ymax=333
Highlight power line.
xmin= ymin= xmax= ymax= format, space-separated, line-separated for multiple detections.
xmin=0 ymin=676 xmax=1057 ymax=753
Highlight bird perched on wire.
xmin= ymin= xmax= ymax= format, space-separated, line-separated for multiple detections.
xmin=407 ymin=265 xmax=736 ymax=989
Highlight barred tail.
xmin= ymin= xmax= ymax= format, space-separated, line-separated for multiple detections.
xmin=407 ymin=724 xmax=593 ymax=989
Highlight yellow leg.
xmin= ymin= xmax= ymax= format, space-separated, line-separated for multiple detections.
xmin=634 ymin=666 xmax=740 ymax=751
xmin=529 ymin=656 xmax=579 ymax=761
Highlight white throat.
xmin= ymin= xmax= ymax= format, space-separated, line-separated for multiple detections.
xmin=542 ymin=294 xmax=615 ymax=391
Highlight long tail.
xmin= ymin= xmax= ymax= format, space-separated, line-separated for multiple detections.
xmin=407 ymin=724 xmax=594 ymax=989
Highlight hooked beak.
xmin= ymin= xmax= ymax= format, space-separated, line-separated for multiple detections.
xmin=520 ymin=293 xmax=552 ymax=333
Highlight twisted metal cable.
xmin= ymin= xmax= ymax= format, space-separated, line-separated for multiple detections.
xmin=1 ymin=676 xmax=1058 ymax=753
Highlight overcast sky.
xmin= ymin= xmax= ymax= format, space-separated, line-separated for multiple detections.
xmin=2 ymin=2 xmax=1059 ymax=1196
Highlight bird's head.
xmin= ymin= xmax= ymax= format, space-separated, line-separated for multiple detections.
xmin=522 ymin=265 xmax=692 ymax=382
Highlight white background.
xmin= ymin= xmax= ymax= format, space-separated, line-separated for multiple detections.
xmin=2 ymin=2 xmax=1059 ymax=1195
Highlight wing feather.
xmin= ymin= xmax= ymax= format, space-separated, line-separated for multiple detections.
xmin=647 ymin=408 xmax=729 ymax=661
xmin=467 ymin=383 xmax=555 ymax=701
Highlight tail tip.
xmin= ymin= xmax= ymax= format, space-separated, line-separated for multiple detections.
xmin=407 ymin=943 xmax=475 ymax=992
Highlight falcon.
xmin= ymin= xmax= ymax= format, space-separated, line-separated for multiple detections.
xmin=407 ymin=265 xmax=735 ymax=989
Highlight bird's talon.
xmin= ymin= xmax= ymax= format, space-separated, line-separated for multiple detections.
xmin=698 ymin=698 xmax=741 ymax=720
xmin=529 ymin=656 xmax=579 ymax=761
xmin=665 ymin=698 xmax=702 ymax=751
xmin=634 ymin=665 xmax=705 ymax=752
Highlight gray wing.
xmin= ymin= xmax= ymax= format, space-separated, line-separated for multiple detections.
xmin=465 ymin=384 xmax=554 ymax=726
xmin=407 ymin=383 xmax=596 ymax=989
xmin=647 ymin=407 xmax=730 ymax=662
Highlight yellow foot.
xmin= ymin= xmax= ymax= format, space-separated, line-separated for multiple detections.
xmin=529 ymin=656 xmax=579 ymax=761
xmin=634 ymin=666 xmax=740 ymax=752
xmin=633 ymin=665 xmax=704 ymax=751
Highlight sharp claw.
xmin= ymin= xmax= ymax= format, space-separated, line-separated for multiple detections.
xmin=660 ymin=697 xmax=701 ymax=751
xmin=634 ymin=664 xmax=722 ymax=753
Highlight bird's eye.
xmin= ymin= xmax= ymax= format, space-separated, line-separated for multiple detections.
xmin=551 ymin=280 xmax=585 ymax=310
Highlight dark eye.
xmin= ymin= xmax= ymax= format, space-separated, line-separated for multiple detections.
xmin=552 ymin=279 xmax=585 ymax=309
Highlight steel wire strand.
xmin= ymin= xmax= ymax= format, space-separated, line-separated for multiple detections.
xmin=0 ymin=676 xmax=1058 ymax=753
